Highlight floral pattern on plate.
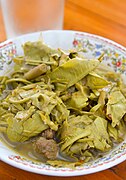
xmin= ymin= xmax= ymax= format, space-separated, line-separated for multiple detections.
xmin=73 ymin=33 xmax=126 ymax=74
xmin=0 ymin=42 xmax=17 ymax=70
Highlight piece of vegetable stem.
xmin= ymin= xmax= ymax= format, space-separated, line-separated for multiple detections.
xmin=24 ymin=64 xmax=47 ymax=80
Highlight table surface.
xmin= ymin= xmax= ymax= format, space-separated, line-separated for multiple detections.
xmin=0 ymin=0 xmax=126 ymax=179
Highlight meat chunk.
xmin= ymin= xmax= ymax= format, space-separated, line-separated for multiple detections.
xmin=41 ymin=129 xmax=55 ymax=139
xmin=34 ymin=137 xmax=58 ymax=160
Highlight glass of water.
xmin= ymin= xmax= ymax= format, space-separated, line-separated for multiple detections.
xmin=1 ymin=0 xmax=64 ymax=39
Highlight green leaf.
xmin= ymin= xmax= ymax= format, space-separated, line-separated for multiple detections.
xmin=86 ymin=71 xmax=109 ymax=89
xmin=49 ymin=58 xmax=100 ymax=92
xmin=107 ymin=88 xmax=126 ymax=127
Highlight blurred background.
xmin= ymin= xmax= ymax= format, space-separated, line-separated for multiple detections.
xmin=63 ymin=0 xmax=126 ymax=46
xmin=0 ymin=0 xmax=126 ymax=46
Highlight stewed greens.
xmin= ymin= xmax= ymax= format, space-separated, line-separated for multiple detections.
xmin=0 ymin=40 xmax=126 ymax=168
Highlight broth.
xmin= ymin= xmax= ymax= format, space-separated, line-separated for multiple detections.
xmin=0 ymin=133 xmax=47 ymax=163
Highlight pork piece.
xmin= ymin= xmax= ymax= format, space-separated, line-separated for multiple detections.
xmin=41 ymin=129 xmax=55 ymax=139
xmin=34 ymin=137 xmax=58 ymax=160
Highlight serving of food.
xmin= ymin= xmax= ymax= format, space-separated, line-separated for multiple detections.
xmin=0 ymin=30 xmax=126 ymax=176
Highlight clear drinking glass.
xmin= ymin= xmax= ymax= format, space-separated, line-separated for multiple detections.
xmin=1 ymin=0 xmax=64 ymax=39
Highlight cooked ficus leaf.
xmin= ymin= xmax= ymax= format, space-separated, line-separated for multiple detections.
xmin=86 ymin=71 xmax=110 ymax=89
xmin=107 ymin=87 xmax=126 ymax=127
xmin=49 ymin=58 xmax=100 ymax=92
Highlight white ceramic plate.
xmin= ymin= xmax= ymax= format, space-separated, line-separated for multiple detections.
xmin=0 ymin=30 xmax=126 ymax=176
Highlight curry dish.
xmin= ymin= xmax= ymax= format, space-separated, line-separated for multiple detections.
xmin=0 ymin=41 xmax=126 ymax=168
